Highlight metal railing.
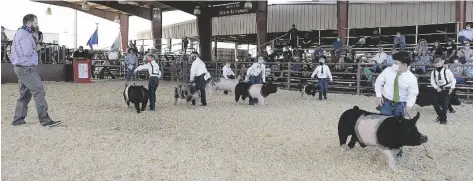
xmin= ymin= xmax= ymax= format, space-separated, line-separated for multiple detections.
xmin=153 ymin=60 xmax=473 ymax=102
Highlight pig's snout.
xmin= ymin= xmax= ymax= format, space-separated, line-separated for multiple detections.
xmin=420 ymin=135 xmax=428 ymax=143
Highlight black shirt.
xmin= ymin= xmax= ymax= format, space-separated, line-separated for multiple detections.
xmin=430 ymin=45 xmax=446 ymax=57
xmin=288 ymin=28 xmax=299 ymax=40
xmin=445 ymin=43 xmax=457 ymax=56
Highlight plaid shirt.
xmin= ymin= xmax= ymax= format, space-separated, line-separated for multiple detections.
xmin=10 ymin=28 xmax=38 ymax=66
xmin=457 ymin=48 xmax=473 ymax=60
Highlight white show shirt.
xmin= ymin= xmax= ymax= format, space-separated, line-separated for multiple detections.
xmin=134 ymin=61 xmax=161 ymax=78
xmin=190 ymin=57 xmax=210 ymax=82
xmin=310 ymin=64 xmax=333 ymax=81
xmin=247 ymin=63 xmax=266 ymax=83
xmin=374 ymin=52 xmax=388 ymax=64
xmin=222 ymin=64 xmax=235 ymax=79
xmin=375 ymin=66 xmax=419 ymax=107
xmin=431 ymin=67 xmax=456 ymax=89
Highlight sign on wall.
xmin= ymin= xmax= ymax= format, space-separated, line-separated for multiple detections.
xmin=209 ymin=1 xmax=256 ymax=17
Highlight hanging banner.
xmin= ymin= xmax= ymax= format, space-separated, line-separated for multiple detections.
xmin=208 ymin=2 xmax=256 ymax=17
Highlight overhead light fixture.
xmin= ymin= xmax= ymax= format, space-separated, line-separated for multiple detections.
xmin=244 ymin=1 xmax=252 ymax=9
xmin=114 ymin=16 xmax=120 ymax=23
xmin=153 ymin=8 xmax=161 ymax=19
xmin=118 ymin=0 xmax=127 ymax=4
xmin=193 ymin=5 xmax=201 ymax=16
xmin=82 ymin=1 xmax=90 ymax=11
xmin=46 ymin=7 xmax=52 ymax=15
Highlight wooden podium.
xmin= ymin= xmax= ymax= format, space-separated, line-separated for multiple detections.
xmin=72 ymin=59 xmax=91 ymax=83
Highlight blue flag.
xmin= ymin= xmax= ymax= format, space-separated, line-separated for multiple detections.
xmin=86 ymin=28 xmax=98 ymax=49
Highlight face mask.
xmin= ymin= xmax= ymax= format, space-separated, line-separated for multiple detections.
xmin=454 ymin=60 xmax=459 ymax=64
xmin=467 ymin=27 xmax=471 ymax=30
xmin=396 ymin=34 xmax=400 ymax=37
xmin=319 ymin=59 xmax=325 ymax=64
xmin=392 ymin=64 xmax=399 ymax=71
xmin=436 ymin=67 xmax=443 ymax=71
xmin=191 ymin=56 xmax=197 ymax=61
xmin=466 ymin=46 xmax=470 ymax=49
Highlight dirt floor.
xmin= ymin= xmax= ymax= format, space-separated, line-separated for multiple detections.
xmin=2 ymin=80 xmax=472 ymax=181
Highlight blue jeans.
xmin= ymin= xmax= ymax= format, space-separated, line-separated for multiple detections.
xmin=380 ymin=98 xmax=406 ymax=116
xmin=458 ymin=36 xmax=472 ymax=46
xmin=148 ymin=77 xmax=159 ymax=110
xmin=126 ymin=66 xmax=136 ymax=81
xmin=393 ymin=43 xmax=406 ymax=52
xmin=455 ymin=77 xmax=465 ymax=84
xmin=318 ymin=78 xmax=328 ymax=99
xmin=248 ymin=75 xmax=261 ymax=105
xmin=248 ymin=75 xmax=262 ymax=84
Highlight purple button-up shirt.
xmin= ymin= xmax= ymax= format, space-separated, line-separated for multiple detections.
xmin=10 ymin=28 xmax=38 ymax=66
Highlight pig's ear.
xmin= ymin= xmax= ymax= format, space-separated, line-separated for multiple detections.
xmin=411 ymin=112 xmax=420 ymax=124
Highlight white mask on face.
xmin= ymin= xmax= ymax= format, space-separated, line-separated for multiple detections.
xmin=466 ymin=45 xmax=471 ymax=49
xmin=454 ymin=60 xmax=459 ymax=64
xmin=467 ymin=26 xmax=471 ymax=30
xmin=392 ymin=64 xmax=399 ymax=71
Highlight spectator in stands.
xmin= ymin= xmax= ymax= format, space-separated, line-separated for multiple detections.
xmin=415 ymin=39 xmax=429 ymax=55
xmin=392 ymin=32 xmax=406 ymax=51
xmin=445 ymin=39 xmax=457 ymax=63
xmin=283 ymin=46 xmax=292 ymax=62
xmin=449 ymin=59 xmax=465 ymax=84
xmin=222 ymin=61 xmax=235 ymax=79
xmin=288 ymin=24 xmax=299 ymax=48
xmin=182 ymin=36 xmax=189 ymax=54
xmin=386 ymin=49 xmax=396 ymax=66
xmin=125 ymin=48 xmax=138 ymax=81
xmin=312 ymin=44 xmax=325 ymax=63
xmin=344 ymin=46 xmax=356 ymax=63
xmin=310 ymin=57 xmax=333 ymax=100
xmin=458 ymin=24 xmax=472 ymax=46
xmin=464 ymin=57 xmax=473 ymax=77
xmin=245 ymin=54 xmax=254 ymax=62
xmin=1 ymin=26 xmax=7 ymax=41
xmin=139 ymin=45 xmax=144 ymax=55
xmin=356 ymin=36 xmax=367 ymax=48
xmin=373 ymin=47 xmax=388 ymax=73
xmin=413 ymin=49 xmax=430 ymax=74
xmin=1 ymin=26 xmax=7 ymax=62
xmin=332 ymin=37 xmax=343 ymax=63
xmin=291 ymin=57 xmax=302 ymax=78
xmin=301 ymin=33 xmax=313 ymax=48
xmin=457 ymin=41 xmax=472 ymax=64
xmin=430 ymin=40 xmax=445 ymax=58
xmin=368 ymin=29 xmax=381 ymax=47
xmin=293 ymin=47 xmax=303 ymax=58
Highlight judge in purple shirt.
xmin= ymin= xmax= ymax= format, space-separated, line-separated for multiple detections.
xmin=10 ymin=14 xmax=60 ymax=127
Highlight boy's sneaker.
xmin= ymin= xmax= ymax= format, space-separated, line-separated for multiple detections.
xmin=41 ymin=120 xmax=62 ymax=127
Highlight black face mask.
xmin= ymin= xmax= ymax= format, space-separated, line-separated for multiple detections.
xmin=436 ymin=67 xmax=443 ymax=72
xmin=319 ymin=62 xmax=324 ymax=65
xmin=191 ymin=56 xmax=197 ymax=61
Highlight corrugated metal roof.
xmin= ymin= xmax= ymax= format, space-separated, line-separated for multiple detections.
xmin=137 ymin=2 xmax=464 ymax=40
xmin=467 ymin=1 xmax=473 ymax=22
xmin=348 ymin=2 xmax=456 ymax=28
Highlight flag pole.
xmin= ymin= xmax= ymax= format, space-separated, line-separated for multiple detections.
xmin=95 ymin=23 xmax=99 ymax=49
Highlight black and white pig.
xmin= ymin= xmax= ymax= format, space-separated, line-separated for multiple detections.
xmin=174 ymin=83 xmax=201 ymax=106
xmin=299 ymin=82 xmax=317 ymax=100
xmin=234 ymin=82 xmax=278 ymax=105
xmin=123 ymin=83 xmax=149 ymax=113
xmin=338 ymin=106 xmax=428 ymax=170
